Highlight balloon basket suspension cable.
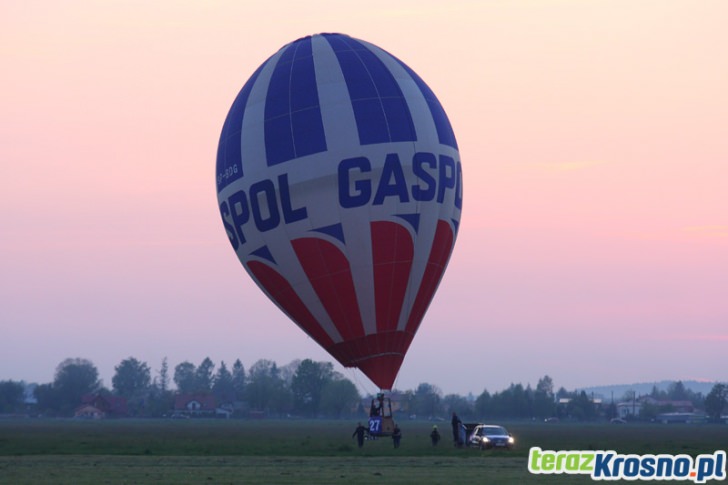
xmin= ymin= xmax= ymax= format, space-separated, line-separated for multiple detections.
xmin=391 ymin=372 xmax=401 ymax=395
xmin=348 ymin=368 xmax=375 ymax=400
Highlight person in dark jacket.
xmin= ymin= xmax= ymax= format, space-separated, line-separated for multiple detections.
xmin=451 ymin=412 xmax=462 ymax=446
xmin=392 ymin=425 xmax=402 ymax=448
xmin=352 ymin=422 xmax=367 ymax=448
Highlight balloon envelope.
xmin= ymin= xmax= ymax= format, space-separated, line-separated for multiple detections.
xmin=216 ymin=33 xmax=462 ymax=390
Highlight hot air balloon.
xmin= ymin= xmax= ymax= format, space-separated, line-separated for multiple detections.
xmin=216 ymin=33 xmax=462 ymax=392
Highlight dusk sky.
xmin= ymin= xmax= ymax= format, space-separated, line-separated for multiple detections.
xmin=2 ymin=1 xmax=726 ymax=397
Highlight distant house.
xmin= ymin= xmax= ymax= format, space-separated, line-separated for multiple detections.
xmin=174 ymin=393 xmax=217 ymax=417
xmin=74 ymin=393 xmax=128 ymax=419
xmin=75 ymin=404 xmax=105 ymax=419
xmin=616 ymin=401 xmax=642 ymax=418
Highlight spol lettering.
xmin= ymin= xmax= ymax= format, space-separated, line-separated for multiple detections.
xmin=220 ymin=173 xmax=307 ymax=250
xmin=219 ymin=151 xmax=462 ymax=250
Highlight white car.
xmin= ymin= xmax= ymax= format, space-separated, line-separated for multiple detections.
xmin=468 ymin=424 xmax=515 ymax=450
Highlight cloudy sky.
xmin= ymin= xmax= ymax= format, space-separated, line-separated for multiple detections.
xmin=2 ymin=0 xmax=726 ymax=396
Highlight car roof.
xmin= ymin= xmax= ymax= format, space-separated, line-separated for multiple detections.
xmin=475 ymin=424 xmax=508 ymax=431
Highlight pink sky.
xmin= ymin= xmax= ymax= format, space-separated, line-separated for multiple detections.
xmin=2 ymin=1 xmax=726 ymax=396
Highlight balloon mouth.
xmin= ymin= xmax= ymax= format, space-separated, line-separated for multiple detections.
xmin=351 ymin=354 xmax=404 ymax=392
xmin=327 ymin=331 xmax=415 ymax=390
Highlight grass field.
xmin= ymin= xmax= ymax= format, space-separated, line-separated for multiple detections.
xmin=1 ymin=419 xmax=726 ymax=484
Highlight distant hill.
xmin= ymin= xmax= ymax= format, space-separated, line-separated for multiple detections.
xmin=580 ymin=380 xmax=718 ymax=402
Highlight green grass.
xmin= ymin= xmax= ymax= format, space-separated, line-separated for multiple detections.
xmin=0 ymin=419 xmax=725 ymax=484
xmin=0 ymin=455 xmax=585 ymax=485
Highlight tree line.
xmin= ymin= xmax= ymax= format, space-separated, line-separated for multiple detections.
xmin=0 ymin=357 xmax=726 ymax=422
xmin=1 ymin=357 xmax=361 ymax=419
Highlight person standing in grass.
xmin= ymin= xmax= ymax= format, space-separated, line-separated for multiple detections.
xmin=451 ymin=412 xmax=462 ymax=446
xmin=392 ymin=425 xmax=402 ymax=448
xmin=430 ymin=425 xmax=441 ymax=446
xmin=352 ymin=422 xmax=367 ymax=448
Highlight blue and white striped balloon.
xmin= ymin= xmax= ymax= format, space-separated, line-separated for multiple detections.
xmin=216 ymin=33 xmax=462 ymax=390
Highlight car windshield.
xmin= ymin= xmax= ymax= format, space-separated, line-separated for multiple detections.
xmin=479 ymin=426 xmax=507 ymax=436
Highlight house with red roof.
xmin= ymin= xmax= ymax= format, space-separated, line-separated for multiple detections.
xmin=74 ymin=393 xmax=128 ymax=419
